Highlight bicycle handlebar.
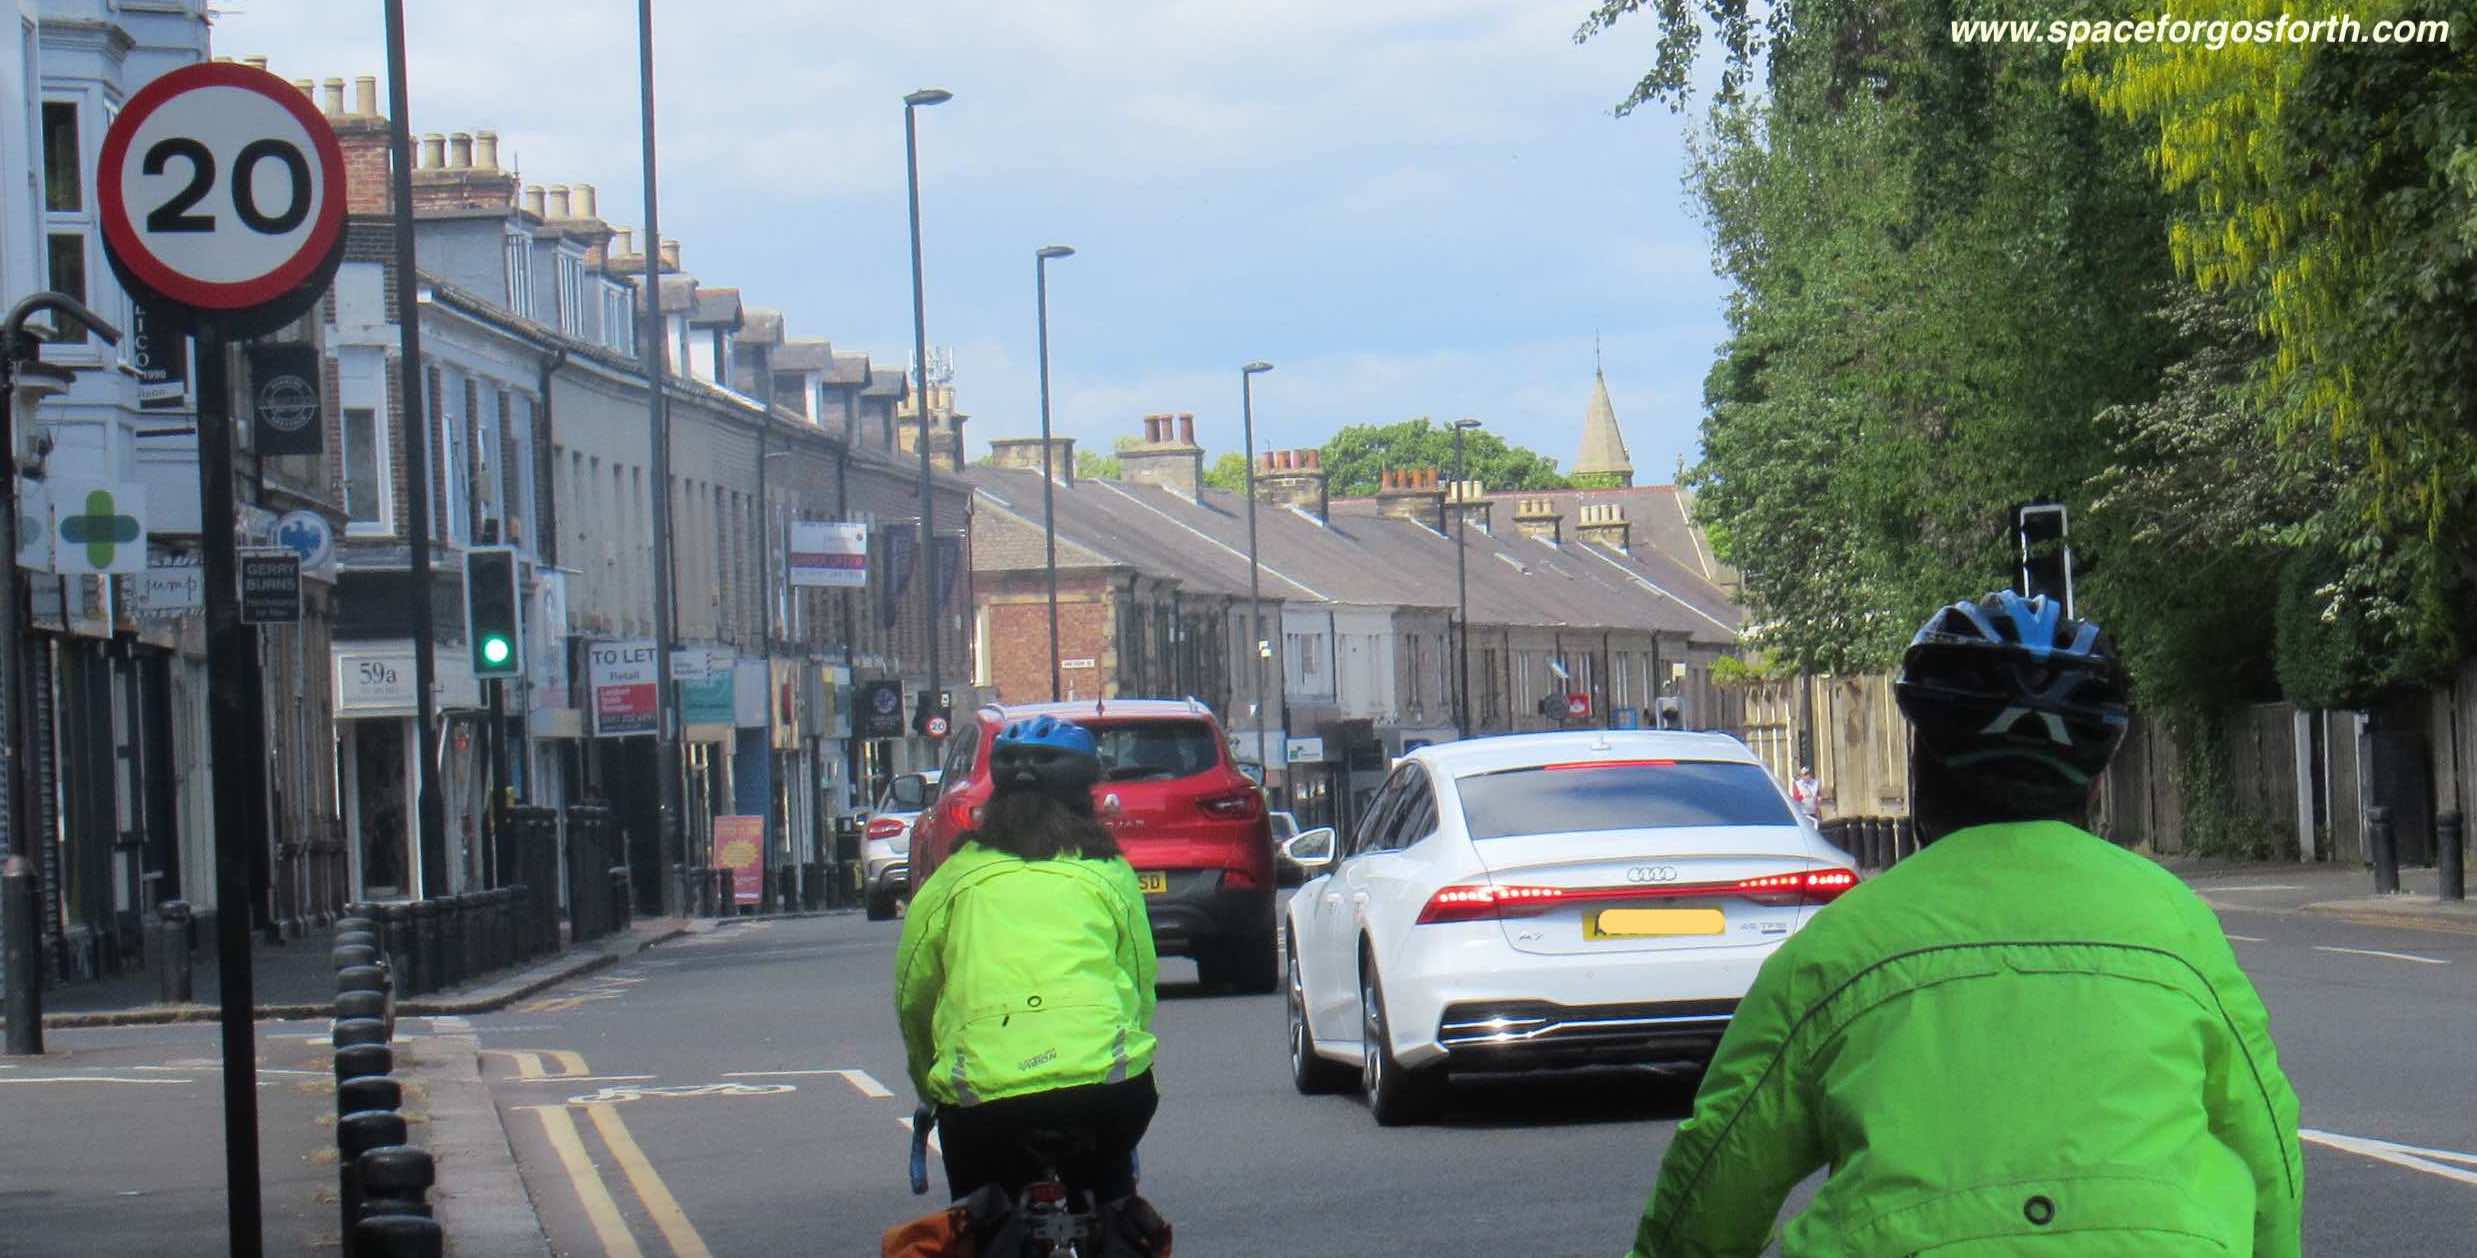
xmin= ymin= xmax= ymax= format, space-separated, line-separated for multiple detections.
xmin=909 ymin=1106 xmax=933 ymax=1195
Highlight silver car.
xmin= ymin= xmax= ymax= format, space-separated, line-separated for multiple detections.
xmin=863 ymin=769 xmax=940 ymax=921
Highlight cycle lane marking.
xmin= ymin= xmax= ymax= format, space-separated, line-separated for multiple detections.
xmin=720 ymin=1068 xmax=894 ymax=1098
xmin=586 ymin=1101 xmax=717 ymax=1258
xmin=2301 ymin=1130 xmax=2477 ymax=1187
xmin=515 ymin=1103 xmax=646 ymax=1258
xmin=897 ymin=1113 xmax=944 ymax=1155
xmin=2312 ymin=945 xmax=2449 ymax=965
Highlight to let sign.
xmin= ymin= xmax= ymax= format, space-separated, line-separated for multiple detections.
xmin=239 ymin=550 xmax=300 ymax=623
xmin=590 ymin=639 xmax=661 ymax=738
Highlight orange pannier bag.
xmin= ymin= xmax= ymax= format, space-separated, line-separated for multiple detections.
xmin=881 ymin=1202 xmax=976 ymax=1258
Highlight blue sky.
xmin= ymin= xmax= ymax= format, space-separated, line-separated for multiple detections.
xmin=223 ymin=1 xmax=1728 ymax=484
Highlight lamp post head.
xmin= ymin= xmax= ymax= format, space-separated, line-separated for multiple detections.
xmin=904 ymin=88 xmax=954 ymax=108
xmin=1451 ymin=418 xmax=1482 ymax=431
xmin=1243 ymin=361 xmax=1273 ymax=375
xmin=1037 ymin=245 xmax=1076 ymax=260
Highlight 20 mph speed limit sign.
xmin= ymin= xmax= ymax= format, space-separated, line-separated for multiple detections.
xmin=98 ymin=61 xmax=346 ymax=331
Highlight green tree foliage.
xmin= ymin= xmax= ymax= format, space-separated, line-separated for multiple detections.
xmin=1203 ymin=452 xmax=1250 ymax=493
xmin=1318 ymin=419 xmax=1571 ymax=499
xmin=1077 ymin=435 xmax=1139 ymax=482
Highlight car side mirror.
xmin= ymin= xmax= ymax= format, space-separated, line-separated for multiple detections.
xmin=1283 ymin=828 xmax=1337 ymax=870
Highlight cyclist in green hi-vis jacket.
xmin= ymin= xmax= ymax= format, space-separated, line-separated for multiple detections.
xmin=1629 ymin=592 xmax=2302 ymax=1258
xmin=896 ymin=716 xmax=1160 ymax=1204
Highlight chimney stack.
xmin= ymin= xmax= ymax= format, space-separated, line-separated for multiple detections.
xmin=547 ymin=185 xmax=572 ymax=219
xmin=475 ymin=130 xmax=500 ymax=172
xmin=1377 ymin=467 xmax=1448 ymax=530
xmin=1446 ymin=479 xmax=1492 ymax=533
xmin=355 ymin=75 xmax=379 ymax=117
xmin=1515 ymin=497 xmax=1563 ymax=544
xmin=1259 ymin=448 xmax=1330 ymax=522
xmin=322 ymin=78 xmax=346 ymax=115
xmin=420 ymin=132 xmax=446 ymax=169
xmin=1120 ymin=414 xmax=1204 ymax=498
xmin=1575 ymin=501 xmax=1632 ymax=551
xmin=988 ymin=436 xmax=1078 ymax=486
xmin=660 ymin=239 xmax=681 ymax=271
xmin=448 ymin=132 xmax=474 ymax=170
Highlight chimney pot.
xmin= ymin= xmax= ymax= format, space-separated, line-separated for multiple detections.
xmin=322 ymin=77 xmax=346 ymax=115
xmin=420 ymin=132 xmax=446 ymax=169
xmin=355 ymin=75 xmax=379 ymax=117
xmin=1177 ymin=413 xmax=1195 ymax=446
xmin=1306 ymin=450 xmax=1320 ymax=469
xmin=614 ymin=228 xmax=635 ymax=257
xmin=475 ymin=130 xmax=500 ymax=172
xmin=448 ymin=132 xmax=474 ymax=169
xmin=247 ymin=55 xmax=272 ymax=71
xmin=659 ymin=239 xmax=681 ymax=270
xmin=291 ymin=77 xmax=315 ymax=98
xmin=523 ymin=186 xmax=546 ymax=217
xmin=546 ymin=185 xmax=572 ymax=219
xmin=574 ymin=184 xmax=597 ymax=219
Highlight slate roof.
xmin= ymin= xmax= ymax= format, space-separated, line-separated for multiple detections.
xmin=827 ymin=353 xmax=873 ymax=386
xmin=862 ymin=367 xmax=907 ymax=399
xmin=741 ymin=308 xmax=784 ymax=345
xmin=690 ymin=287 xmax=744 ymax=328
xmin=774 ymin=339 xmax=836 ymax=373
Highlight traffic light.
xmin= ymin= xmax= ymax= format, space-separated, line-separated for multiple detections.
xmin=2013 ymin=501 xmax=2073 ymax=616
xmin=464 ymin=547 xmax=523 ymax=678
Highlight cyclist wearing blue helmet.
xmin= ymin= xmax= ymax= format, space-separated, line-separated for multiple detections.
xmin=1626 ymin=592 xmax=2301 ymax=1257
xmin=895 ymin=715 xmax=1160 ymax=1204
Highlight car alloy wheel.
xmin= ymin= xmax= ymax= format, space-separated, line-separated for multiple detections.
xmin=1288 ymin=937 xmax=1352 ymax=1095
xmin=1360 ymin=969 xmax=1386 ymax=1098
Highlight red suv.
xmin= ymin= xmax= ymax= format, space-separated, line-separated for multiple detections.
xmin=910 ymin=699 xmax=1279 ymax=993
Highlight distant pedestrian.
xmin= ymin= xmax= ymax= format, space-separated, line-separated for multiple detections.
xmin=1792 ymin=767 xmax=1821 ymax=822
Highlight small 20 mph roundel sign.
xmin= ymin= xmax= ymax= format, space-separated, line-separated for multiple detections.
xmin=98 ymin=61 xmax=346 ymax=322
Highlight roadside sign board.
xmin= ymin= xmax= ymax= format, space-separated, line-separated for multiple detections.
xmin=139 ymin=556 xmax=204 ymax=619
xmin=788 ymin=521 xmax=867 ymax=588
xmin=589 ymin=640 xmax=660 ymax=738
xmin=98 ymin=62 xmax=348 ymax=331
xmin=238 ymin=550 xmax=300 ymax=623
xmin=712 ymin=816 xmax=765 ymax=907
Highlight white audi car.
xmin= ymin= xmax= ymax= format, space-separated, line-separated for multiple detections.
xmin=1281 ymin=730 xmax=1858 ymax=1125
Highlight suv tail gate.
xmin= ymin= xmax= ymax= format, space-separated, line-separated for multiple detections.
xmin=1086 ymin=718 xmax=1270 ymax=881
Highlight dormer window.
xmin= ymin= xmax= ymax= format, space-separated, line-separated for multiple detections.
xmin=505 ymin=230 xmax=534 ymax=314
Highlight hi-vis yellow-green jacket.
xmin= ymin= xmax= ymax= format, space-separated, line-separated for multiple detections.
xmin=895 ymin=841 xmax=1158 ymax=1108
xmin=1630 ymin=821 xmax=2303 ymax=1257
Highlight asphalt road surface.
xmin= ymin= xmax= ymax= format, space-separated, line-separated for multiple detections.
xmin=452 ymin=897 xmax=2477 ymax=1257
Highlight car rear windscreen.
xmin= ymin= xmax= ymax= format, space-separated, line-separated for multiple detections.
xmin=1090 ymin=720 xmax=1221 ymax=783
xmin=1455 ymin=760 xmax=1794 ymax=839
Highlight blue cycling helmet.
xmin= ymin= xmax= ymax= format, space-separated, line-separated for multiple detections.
xmin=989 ymin=716 xmax=1101 ymax=810
xmin=1895 ymin=591 xmax=2130 ymax=814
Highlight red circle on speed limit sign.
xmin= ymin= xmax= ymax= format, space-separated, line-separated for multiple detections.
xmin=96 ymin=61 xmax=347 ymax=316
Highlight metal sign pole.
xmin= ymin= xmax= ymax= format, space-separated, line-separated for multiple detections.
xmin=197 ymin=319 xmax=265 ymax=1254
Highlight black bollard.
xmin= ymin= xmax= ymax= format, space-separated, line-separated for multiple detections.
xmin=1894 ymin=816 xmax=1915 ymax=863
xmin=336 ymin=1074 xmax=402 ymax=1117
xmin=335 ymin=987 xmax=387 ymax=1021
xmin=332 ymin=1017 xmax=390 ymax=1050
xmin=335 ymin=914 xmax=380 ymax=937
xmin=157 ymin=900 xmax=195 ymax=1004
xmin=612 ymin=867 xmax=634 ymax=930
xmin=358 ymin=1146 xmax=436 ymax=1221
xmin=335 ymin=1043 xmax=394 ymax=1084
xmin=2370 ymin=804 xmax=2400 ymax=895
xmin=460 ymin=892 xmax=487 ymax=983
xmin=2440 ymin=812 xmax=2465 ymax=903
xmin=352 ymin=1213 xmax=444 ymax=1258
xmin=413 ymin=899 xmax=446 ymax=996
xmin=510 ymin=884 xmax=533 ymax=963
xmin=333 ymin=943 xmax=382 ymax=972
xmin=336 ymin=1109 xmax=409 ymax=1240
xmin=494 ymin=887 xmax=515 ymax=970
xmin=382 ymin=903 xmax=414 ymax=989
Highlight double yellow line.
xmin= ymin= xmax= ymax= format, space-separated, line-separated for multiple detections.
xmin=509 ymin=1050 xmax=712 ymax=1258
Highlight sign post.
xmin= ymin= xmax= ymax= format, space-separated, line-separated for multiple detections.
xmin=98 ymin=60 xmax=347 ymax=1257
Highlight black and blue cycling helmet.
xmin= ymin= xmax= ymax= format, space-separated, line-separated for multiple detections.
xmin=989 ymin=715 xmax=1101 ymax=811
xmin=1895 ymin=591 xmax=2131 ymax=814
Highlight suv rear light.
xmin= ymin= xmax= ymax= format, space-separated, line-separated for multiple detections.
xmin=1198 ymin=789 xmax=1262 ymax=821
xmin=1223 ymin=864 xmax=1262 ymax=892
xmin=865 ymin=818 xmax=906 ymax=841
xmin=1415 ymin=867 xmax=1859 ymax=924
xmin=943 ymin=799 xmax=984 ymax=833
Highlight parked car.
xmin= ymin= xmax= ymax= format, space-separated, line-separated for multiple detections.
xmin=911 ymin=699 xmax=1280 ymax=993
xmin=862 ymin=769 xmax=940 ymax=921
xmin=1281 ymin=729 xmax=1858 ymax=1124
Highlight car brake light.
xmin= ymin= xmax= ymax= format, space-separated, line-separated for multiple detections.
xmin=1198 ymin=789 xmax=1262 ymax=821
xmin=1542 ymin=759 xmax=1677 ymax=771
xmin=865 ymin=818 xmax=906 ymax=840
xmin=1224 ymin=865 xmax=1262 ymax=892
xmin=1414 ymin=867 xmax=1859 ymax=924
xmin=944 ymin=799 xmax=984 ymax=832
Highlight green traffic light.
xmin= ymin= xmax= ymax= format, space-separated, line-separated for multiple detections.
xmin=481 ymin=636 xmax=512 ymax=666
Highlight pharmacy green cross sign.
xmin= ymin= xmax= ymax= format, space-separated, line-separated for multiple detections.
xmin=58 ymin=487 xmax=143 ymax=572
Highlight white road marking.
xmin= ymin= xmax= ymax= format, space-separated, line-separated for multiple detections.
xmin=898 ymin=1114 xmax=944 ymax=1155
xmin=2302 ymin=1130 xmax=2477 ymax=1186
xmin=500 ymin=1074 xmax=658 ymax=1085
xmin=0 ymin=1075 xmax=190 ymax=1085
xmin=720 ymin=1068 xmax=893 ymax=1098
xmin=2313 ymin=945 xmax=2449 ymax=966
xmin=2225 ymin=934 xmax=2267 ymax=943
xmin=2201 ymin=883 xmax=2303 ymax=892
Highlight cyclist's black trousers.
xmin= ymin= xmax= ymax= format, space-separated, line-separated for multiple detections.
xmin=938 ymin=1071 xmax=1159 ymax=1203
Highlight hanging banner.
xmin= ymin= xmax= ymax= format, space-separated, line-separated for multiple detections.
xmin=789 ymin=521 xmax=867 ymax=589
xmin=589 ymin=639 xmax=660 ymax=737
xmin=711 ymin=816 xmax=764 ymax=906
xmin=877 ymin=527 xmax=915 ymax=628
xmin=933 ymin=534 xmax=963 ymax=610
xmin=248 ymin=343 xmax=325 ymax=456
xmin=854 ymin=679 xmax=906 ymax=739
xmin=128 ymin=298 xmax=190 ymax=410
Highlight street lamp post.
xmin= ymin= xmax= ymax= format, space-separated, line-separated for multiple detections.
xmin=904 ymin=88 xmax=952 ymax=753
xmin=1450 ymin=418 xmax=1481 ymax=740
xmin=1035 ymin=245 xmax=1075 ymax=701
xmin=1241 ymin=362 xmax=1274 ymax=788
xmin=637 ymin=0 xmax=688 ymax=914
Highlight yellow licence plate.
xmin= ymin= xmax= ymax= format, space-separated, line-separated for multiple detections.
xmin=1588 ymin=908 xmax=1725 ymax=939
xmin=1137 ymin=871 xmax=1169 ymax=896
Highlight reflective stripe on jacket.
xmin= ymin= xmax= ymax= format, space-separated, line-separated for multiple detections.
xmin=895 ymin=841 xmax=1159 ymax=1108
xmin=1630 ymin=821 xmax=2303 ymax=1257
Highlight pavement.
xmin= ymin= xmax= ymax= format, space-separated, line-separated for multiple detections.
xmin=2170 ymin=859 xmax=2477 ymax=934
xmin=9 ymin=916 xmax=695 ymax=1029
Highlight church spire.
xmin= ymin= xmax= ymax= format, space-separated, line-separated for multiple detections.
xmin=1574 ymin=349 xmax=1634 ymax=488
